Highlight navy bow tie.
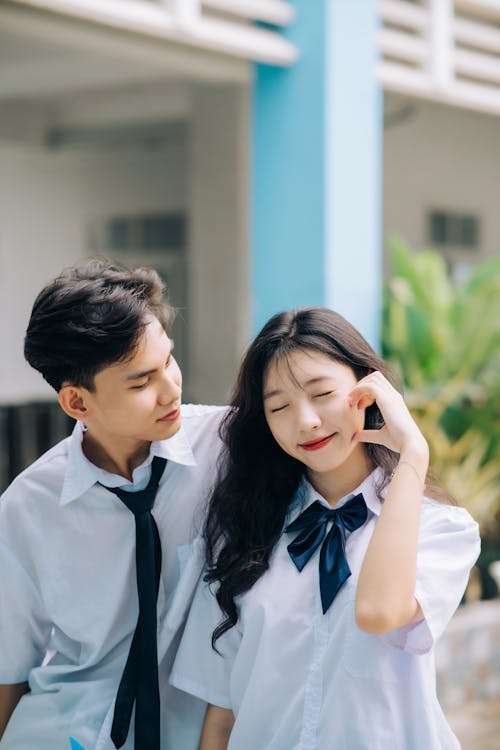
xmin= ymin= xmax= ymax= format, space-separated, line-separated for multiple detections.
xmin=103 ymin=455 xmax=167 ymax=750
xmin=285 ymin=492 xmax=368 ymax=613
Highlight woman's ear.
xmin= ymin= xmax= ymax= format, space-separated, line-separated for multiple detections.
xmin=58 ymin=384 xmax=89 ymax=421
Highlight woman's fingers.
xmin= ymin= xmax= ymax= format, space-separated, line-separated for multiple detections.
xmin=349 ymin=391 xmax=375 ymax=410
xmin=349 ymin=371 xmax=426 ymax=454
xmin=348 ymin=387 xmax=376 ymax=410
xmin=353 ymin=427 xmax=395 ymax=450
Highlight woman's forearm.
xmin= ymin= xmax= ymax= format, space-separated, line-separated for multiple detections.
xmin=199 ymin=704 xmax=235 ymax=750
xmin=355 ymin=446 xmax=429 ymax=633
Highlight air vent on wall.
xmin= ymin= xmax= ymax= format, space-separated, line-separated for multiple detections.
xmin=91 ymin=212 xmax=186 ymax=254
xmin=428 ymin=210 xmax=479 ymax=250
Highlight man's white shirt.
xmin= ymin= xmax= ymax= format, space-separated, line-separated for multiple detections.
xmin=0 ymin=404 xmax=226 ymax=750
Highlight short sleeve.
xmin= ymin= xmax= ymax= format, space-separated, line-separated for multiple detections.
xmin=383 ymin=499 xmax=480 ymax=655
xmin=0 ymin=537 xmax=50 ymax=682
xmin=169 ymin=574 xmax=241 ymax=710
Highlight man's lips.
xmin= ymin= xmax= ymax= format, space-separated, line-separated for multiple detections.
xmin=157 ymin=407 xmax=181 ymax=422
xmin=299 ymin=433 xmax=337 ymax=451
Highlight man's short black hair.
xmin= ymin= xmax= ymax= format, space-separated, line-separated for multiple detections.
xmin=24 ymin=258 xmax=175 ymax=392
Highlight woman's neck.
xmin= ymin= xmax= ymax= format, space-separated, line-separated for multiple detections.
xmin=307 ymin=447 xmax=373 ymax=508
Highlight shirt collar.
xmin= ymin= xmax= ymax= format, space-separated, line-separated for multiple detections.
xmin=289 ymin=467 xmax=385 ymax=523
xmin=60 ymin=419 xmax=197 ymax=506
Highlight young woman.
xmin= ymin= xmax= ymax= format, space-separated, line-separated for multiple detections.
xmin=170 ymin=307 xmax=480 ymax=750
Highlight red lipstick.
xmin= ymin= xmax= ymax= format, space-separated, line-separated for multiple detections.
xmin=299 ymin=434 xmax=336 ymax=451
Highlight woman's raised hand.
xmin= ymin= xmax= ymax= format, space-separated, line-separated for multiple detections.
xmin=348 ymin=371 xmax=428 ymax=460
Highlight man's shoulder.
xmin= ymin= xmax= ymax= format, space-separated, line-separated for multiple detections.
xmin=180 ymin=403 xmax=228 ymax=420
xmin=1 ymin=435 xmax=72 ymax=504
xmin=180 ymin=403 xmax=228 ymax=435
xmin=179 ymin=403 xmax=229 ymax=459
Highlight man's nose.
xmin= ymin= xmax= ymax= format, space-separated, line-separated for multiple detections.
xmin=158 ymin=372 xmax=181 ymax=404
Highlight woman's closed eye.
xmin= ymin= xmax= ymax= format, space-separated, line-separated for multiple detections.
xmin=314 ymin=391 xmax=333 ymax=398
xmin=270 ymin=403 xmax=289 ymax=414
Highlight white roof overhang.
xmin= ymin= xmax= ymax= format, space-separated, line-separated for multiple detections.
xmin=378 ymin=0 xmax=500 ymax=118
xmin=2 ymin=0 xmax=298 ymax=68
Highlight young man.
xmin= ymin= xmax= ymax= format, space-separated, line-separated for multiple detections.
xmin=0 ymin=260 xmax=226 ymax=750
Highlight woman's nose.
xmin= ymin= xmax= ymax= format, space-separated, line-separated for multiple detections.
xmin=297 ymin=403 xmax=321 ymax=431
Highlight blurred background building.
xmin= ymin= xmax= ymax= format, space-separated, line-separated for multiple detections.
xmin=1 ymin=2 xmax=499 ymax=745
xmin=0 ymin=0 xmax=498 ymax=477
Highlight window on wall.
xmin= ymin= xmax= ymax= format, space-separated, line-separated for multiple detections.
xmin=428 ymin=210 xmax=479 ymax=250
xmin=105 ymin=213 xmax=186 ymax=254
xmin=427 ymin=209 xmax=481 ymax=283
xmin=88 ymin=211 xmax=189 ymax=396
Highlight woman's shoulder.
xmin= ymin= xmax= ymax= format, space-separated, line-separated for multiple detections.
xmin=420 ymin=494 xmax=480 ymax=539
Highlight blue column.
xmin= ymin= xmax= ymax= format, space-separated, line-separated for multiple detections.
xmin=251 ymin=0 xmax=382 ymax=348
xmin=325 ymin=1 xmax=382 ymax=348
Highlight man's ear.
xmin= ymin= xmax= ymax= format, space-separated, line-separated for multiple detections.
xmin=58 ymin=384 xmax=90 ymax=420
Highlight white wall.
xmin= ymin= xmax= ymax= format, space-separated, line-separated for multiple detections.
xmin=384 ymin=93 xmax=500 ymax=271
xmin=0 ymin=83 xmax=251 ymax=407
xmin=0 ymin=135 xmax=187 ymax=404
xmin=187 ymin=84 xmax=250 ymax=404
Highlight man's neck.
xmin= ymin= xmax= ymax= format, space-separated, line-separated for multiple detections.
xmin=82 ymin=429 xmax=151 ymax=482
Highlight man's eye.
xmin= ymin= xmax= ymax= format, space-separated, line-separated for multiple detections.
xmin=131 ymin=381 xmax=149 ymax=390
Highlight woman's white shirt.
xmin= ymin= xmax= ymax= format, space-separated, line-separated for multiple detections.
xmin=170 ymin=470 xmax=480 ymax=750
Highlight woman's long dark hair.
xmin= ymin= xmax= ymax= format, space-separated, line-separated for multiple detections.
xmin=204 ymin=307 xmax=401 ymax=648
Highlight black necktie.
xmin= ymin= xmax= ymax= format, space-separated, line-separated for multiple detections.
xmin=285 ymin=493 xmax=368 ymax=614
xmin=103 ymin=455 xmax=167 ymax=750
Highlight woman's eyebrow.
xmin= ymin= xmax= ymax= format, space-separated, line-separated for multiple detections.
xmin=303 ymin=376 xmax=334 ymax=387
xmin=263 ymin=388 xmax=283 ymax=400
xmin=263 ymin=376 xmax=334 ymax=399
